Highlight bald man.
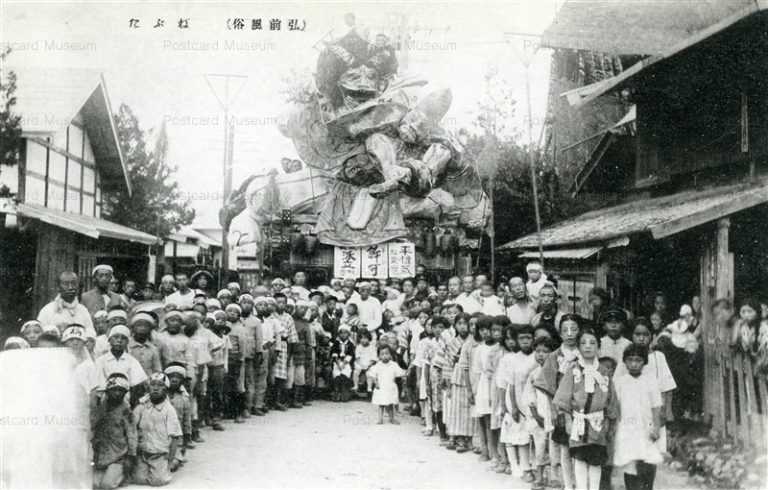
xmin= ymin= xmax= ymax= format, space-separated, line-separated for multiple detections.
xmin=505 ymin=277 xmax=535 ymax=325
xmin=37 ymin=272 xmax=96 ymax=337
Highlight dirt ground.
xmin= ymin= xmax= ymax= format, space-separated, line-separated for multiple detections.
xmin=127 ymin=399 xmax=696 ymax=489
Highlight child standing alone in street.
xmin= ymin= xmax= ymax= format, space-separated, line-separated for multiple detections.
xmin=370 ymin=344 xmax=406 ymax=424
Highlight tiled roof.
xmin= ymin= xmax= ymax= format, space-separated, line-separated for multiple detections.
xmin=499 ymin=180 xmax=768 ymax=250
xmin=542 ymin=0 xmax=752 ymax=55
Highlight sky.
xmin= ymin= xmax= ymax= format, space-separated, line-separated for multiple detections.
xmin=2 ymin=0 xmax=560 ymax=229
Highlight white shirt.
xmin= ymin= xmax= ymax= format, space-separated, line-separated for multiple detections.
xmin=37 ymin=296 xmax=95 ymax=337
xmin=347 ymin=296 xmax=382 ymax=331
xmin=479 ymin=295 xmax=505 ymax=316
xmin=506 ymin=301 xmax=535 ymax=325
xmin=94 ymin=351 xmax=149 ymax=388
xmin=164 ymin=289 xmax=195 ymax=309
xmin=455 ymin=292 xmax=481 ymax=315
xmin=599 ymin=335 xmax=633 ymax=366
xmin=526 ymin=273 xmax=548 ymax=301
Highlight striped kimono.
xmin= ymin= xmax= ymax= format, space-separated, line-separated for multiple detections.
xmin=430 ymin=335 xmax=449 ymax=413
xmin=447 ymin=336 xmax=477 ymax=437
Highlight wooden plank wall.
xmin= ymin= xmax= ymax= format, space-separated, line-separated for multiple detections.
xmin=33 ymin=223 xmax=77 ymax=313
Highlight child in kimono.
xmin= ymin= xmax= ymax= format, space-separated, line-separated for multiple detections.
xmin=369 ymin=345 xmax=406 ymax=424
xmin=92 ymin=373 xmax=137 ymax=489
xmin=470 ymin=315 xmax=491 ymax=455
xmin=553 ymin=328 xmax=619 ymax=490
xmin=429 ymin=316 xmax=450 ymax=444
xmin=612 ymin=344 xmax=664 ymax=490
xmin=331 ymin=324 xmax=355 ymax=402
xmin=415 ymin=316 xmax=436 ymax=435
xmin=534 ymin=313 xmax=582 ymax=490
xmin=488 ymin=316 xmax=509 ymax=472
xmin=446 ymin=313 xmax=474 ymax=452
xmin=525 ymin=336 xmax=556 ymax=490
xmin=500 ymin=325 xmax=537 ymax=480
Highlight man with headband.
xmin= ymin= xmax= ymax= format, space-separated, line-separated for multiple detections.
xmin=82 ymin=264 xmax=124 ymax=317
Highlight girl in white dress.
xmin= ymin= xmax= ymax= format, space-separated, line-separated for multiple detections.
xmin=614 ymin=318 xmax=677 ymax=453
xmin=370 ymin=344 xmax=406 ymax=424
xmin=613 ymin=344 xmax=663 ymax=490
xmin=500 ymin=326 xmax=538 ymax=481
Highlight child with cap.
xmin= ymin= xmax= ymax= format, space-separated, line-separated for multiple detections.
xmin=108 ymin=308 xmax=129 ymax=329
xmin=239 ymin=294 xmax=265 ymax=415
xmin=132 ymin=373 xmax=183 ymax=485
xmin=92 ymin=373 xmax=137 ymax=489
xmin=63 ymin=324 xmax=99 ymax=398
xmin=95 ymin=325 xmax=149 ymax=406
xmin=207 ymin=310 xmax=230 ymax=430
xmin=205 ymin=298 xmax=222 ymax=313
xmin=128 ymin=313 xmax=162 ymax=378
xmin=186 ymin=311 xmax=222 ymax=441
xmin=155 ymin=309 xmax=195 ymax=379
xmin=216 ymin=289 xmax=233 ymax=308
xmin=92 ymin=311 xmax=109 ymax=356
xmin=20 ymin=320 xmax=43 ymax=348
xmin=599 ymin=306 xmax=632 ymax=366
xmin=3 ymin=336 xmax=30 ymax=350
xmin=38 ymin=324 xmax=62 ymax=347
xmin=165 ymin=364 xmax=193 ymax=458
xmin=224 ymin=303 xmax=247 ymax=422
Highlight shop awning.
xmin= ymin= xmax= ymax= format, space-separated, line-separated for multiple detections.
xmin=499 ymin=180 xmax=768 ymax=250
xmin=518 ymin=247 xmax=602 ymax=260
xmin=16 ymin=202 xmax=158 ymax=245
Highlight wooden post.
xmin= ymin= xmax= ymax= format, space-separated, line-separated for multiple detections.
xmin=716 ymin=218 xmax=732 ymax=300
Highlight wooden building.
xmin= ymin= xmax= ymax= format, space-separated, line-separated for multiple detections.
xmin=0 ymin=67 xmax=157 ymax=333
xmin=502 ymin=3 xmax=768 ymax=446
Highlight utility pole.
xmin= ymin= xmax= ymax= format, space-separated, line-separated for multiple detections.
xmin=525 ymin=62 xmax=545 ymax=271
xmin=204 ymin=73 xmax=248 ymax=288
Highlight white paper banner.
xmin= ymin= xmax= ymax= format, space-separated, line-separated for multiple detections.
xmin=361 ymin=244 xmax=388 ymax=279
xmin=387 ymin=241 xmax=415 ymax=278
xmin=333 ymin=247 xmax=361 ymax=278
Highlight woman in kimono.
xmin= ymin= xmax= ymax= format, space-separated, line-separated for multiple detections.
xmin=553 ymin=328 xmax=619 ymax=490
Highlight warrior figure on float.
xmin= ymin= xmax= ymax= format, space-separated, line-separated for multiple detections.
xmin=220 ymin=17 xmax=488 ymax=248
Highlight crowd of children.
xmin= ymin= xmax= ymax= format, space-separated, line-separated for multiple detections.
xmin=2 ymin=263 xmax=756 ymax=489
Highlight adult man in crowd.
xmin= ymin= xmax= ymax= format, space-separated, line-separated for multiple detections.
xmin=38 ymin=271 xmax=96 ymax=337
xmin=348 ymin=281 xmax=382 ymax=334
xmin=121 ymin=279 xmax=138 ymax=308
xmin=445 ymin=276 xmax=462 ymax=304
xmin=165 ymin=273 xmax=195 ymax=309
xmin=291 ymin=271 xmax=310 ymax=302
xmin=81 ymin=265 xmax=123 ymax=317
xmin=158 ymin=275 xmax=176 ymax=300
xmin=455 ymin=275 xmax=481 ymax=314
xmin=505 ymin=276 xmax=535 ymax=326
xmin=531 ymin=283 xmax=563 ymax=332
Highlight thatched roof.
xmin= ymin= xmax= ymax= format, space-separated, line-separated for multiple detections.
xmin=542 ymin=0 xmax=753 ymax=56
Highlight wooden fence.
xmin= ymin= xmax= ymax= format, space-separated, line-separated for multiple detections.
xmin=705 ymin=340 xmax=768 ymax=449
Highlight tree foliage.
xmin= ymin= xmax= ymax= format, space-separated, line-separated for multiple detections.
xmin=0 ymin=48 xmax=22 ymax=182
xmin=466 ymin=65 xmax=590 ymax=249
xmin=103 ymin=104 xmax=195 ymax=238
